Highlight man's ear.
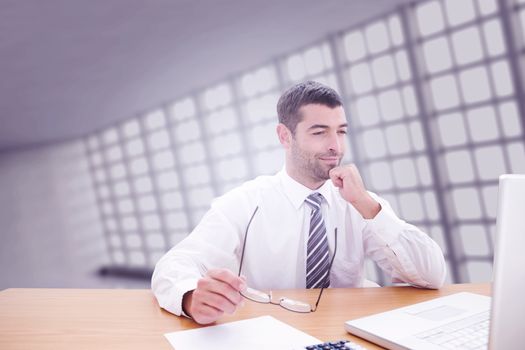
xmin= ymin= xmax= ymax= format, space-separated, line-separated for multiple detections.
xmin=276 ymin=123 xmax=292 ymax=148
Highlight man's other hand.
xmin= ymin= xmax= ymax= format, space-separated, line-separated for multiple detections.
xmin=182 ymin=268 xmax=246 ymax=325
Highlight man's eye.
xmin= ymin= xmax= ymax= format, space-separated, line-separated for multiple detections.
xmin=338 ymin=130 xmax=348 ymax=135
xmin=312 ymin=131 xmax=324 ymax=135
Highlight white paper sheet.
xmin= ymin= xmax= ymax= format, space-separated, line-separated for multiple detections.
xmin=164 ymin=315 xmax=321 ymax=350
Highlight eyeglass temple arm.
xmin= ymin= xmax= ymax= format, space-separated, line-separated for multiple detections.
xmin=311 ymin=228 xmax=338 ymax=312
xmin=238 ymin=206 xmax=259 ymax=276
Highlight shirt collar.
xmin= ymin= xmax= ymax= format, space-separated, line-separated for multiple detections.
xmin=278 ymin=168 xmax=333 ymax=210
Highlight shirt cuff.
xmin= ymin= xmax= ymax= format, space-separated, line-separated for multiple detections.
xmin=164 ymin=278 xmax=199 ymax=318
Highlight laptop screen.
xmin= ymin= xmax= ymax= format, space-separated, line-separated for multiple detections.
xmin=489 ymin=174 xmax=525 ymax=349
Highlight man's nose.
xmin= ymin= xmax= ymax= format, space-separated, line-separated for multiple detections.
xmin=328 ymin=132 xmax=342 ymax=153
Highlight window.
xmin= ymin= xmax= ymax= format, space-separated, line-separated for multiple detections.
xmin=86 ymin=0 xmax=524 ymax=284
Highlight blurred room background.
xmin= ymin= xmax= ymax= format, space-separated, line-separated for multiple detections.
xmin=1 ymin=0 xmax=523 ymax=289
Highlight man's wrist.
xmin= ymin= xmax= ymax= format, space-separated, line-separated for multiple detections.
xmin=182 ymin=290 xmax=194 ymax=317
xmin=353 ymin=195 xmax=381 ymax=219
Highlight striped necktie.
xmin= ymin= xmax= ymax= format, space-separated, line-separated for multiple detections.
xmin=305 ymin=193 xmax=330 ymax=289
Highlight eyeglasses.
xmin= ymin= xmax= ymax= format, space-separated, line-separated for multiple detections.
xmin=237 ymin=206 xmax=338 ymax=313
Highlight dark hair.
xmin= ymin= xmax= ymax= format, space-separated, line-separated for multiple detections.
xmin=276 ymin=80 xmax=343 ymax=134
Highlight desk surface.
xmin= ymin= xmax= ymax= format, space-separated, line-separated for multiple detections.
xmin=0 ymin=283 xmax=490 ymax=350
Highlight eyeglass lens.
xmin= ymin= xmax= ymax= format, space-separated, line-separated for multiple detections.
xmin=241 ymin=287 xmax=312 ymax=313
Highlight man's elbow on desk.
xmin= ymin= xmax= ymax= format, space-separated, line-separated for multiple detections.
xmin=427 ymin=263 xmax=447 ymax=289
xmin=393 ymin=271 xmax=446 ymax=290
xmin=423 ymin=247 xmax=447 ymax=289
xmin=392 ymin=249 xmax=447 ymax=290
xmin=415 ymin=257 xmax=447 ymax=290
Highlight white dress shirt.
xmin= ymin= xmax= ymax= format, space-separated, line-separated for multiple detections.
xmin=151 ymin=169 xmax=447 ymax=316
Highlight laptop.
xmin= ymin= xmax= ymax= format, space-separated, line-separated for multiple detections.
xmin=345 ymin=174 xmax=525 ymax=350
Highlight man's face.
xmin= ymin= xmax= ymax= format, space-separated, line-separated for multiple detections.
xmin=288 ymin=103 xmax=347 ymax=185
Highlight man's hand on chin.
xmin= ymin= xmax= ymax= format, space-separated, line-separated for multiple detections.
xmin=329 ymin=164 xmax=381 ymax=219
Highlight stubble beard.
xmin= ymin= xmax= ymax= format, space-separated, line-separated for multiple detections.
xmin=291 ymin=142 xmax=342 ymax=184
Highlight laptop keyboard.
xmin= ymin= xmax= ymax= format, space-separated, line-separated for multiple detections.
xmin=416 ymin=311 xmax=489 ymax=350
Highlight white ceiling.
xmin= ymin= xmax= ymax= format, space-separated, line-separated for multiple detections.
xmin=0 ymin=0 xmax=415 ymax=151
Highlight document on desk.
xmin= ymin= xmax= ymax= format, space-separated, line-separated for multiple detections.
xmin=164 ymin=315 xmax=321 ymax=350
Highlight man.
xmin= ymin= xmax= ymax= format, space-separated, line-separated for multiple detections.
xmin=152 ymin=81 xmax=446 ymax=325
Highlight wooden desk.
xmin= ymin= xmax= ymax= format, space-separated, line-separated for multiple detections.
xmin=0 ymin=283 xmax=490 ymax=349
